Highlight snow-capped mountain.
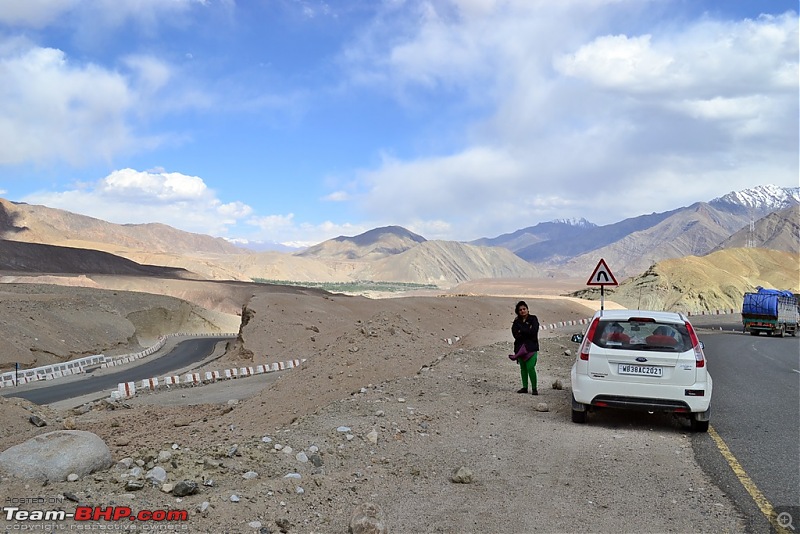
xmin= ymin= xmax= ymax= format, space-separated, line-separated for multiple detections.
xmin=710 ymin=184 xmax=800 ymax=215
xmin=550 ymin=217 xmax=597 ymax=228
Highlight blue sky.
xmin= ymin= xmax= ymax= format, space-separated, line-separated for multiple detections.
xmin=0 ymin=0 xmax=797 ymax=248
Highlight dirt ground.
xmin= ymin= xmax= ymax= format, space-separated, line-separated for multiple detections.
xmin=0 ymin=278 xmax=746 ymax=533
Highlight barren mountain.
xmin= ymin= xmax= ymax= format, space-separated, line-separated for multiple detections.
xmin=298 ymin=225 xmax=426 ymax=260
xmin=571 ymin=248 xmax=799 ymax=312
xmin=0 ymin=198 xmax=245 ymax=256
xmin=1 ymin=185 xmax=796 ymax=290
xmin=0 ymin=240 xmax=190 ymax=278
xmin=482 ymin=185 xmax=799 ymax=278
xmin=713 ymin=205 xmax=800 ymax=253
xmin=558 ymin=202 xmax=751 ymax=277
xmin=367 ymin=240 xmax=540 ymax=285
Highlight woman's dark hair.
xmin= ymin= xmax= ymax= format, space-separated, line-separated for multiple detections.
xmin=515 ymin=300 xmax=528 ymax=315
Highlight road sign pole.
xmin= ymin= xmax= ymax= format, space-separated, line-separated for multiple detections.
xmin=601 ymin=286 xmax=604 ymax=316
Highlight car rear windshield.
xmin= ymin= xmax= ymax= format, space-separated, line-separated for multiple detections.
xmin=591 ymin=319 xmax=691 ymax=352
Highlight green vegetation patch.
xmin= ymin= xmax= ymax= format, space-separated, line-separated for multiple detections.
xmin=252 ymin=279 xmax=439 ymax=293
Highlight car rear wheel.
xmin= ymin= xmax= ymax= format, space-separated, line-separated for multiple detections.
xmin=690 ymin=415 xmax=709 ymax=432
xmin=571 ymin=395 xmax=587 ymax=423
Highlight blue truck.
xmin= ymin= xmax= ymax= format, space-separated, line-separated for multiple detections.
xmin=741 ymin=288 xmax=799 ymax=337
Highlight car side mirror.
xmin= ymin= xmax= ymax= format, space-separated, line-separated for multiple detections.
xmin=571 ymin=333 xmax=584 ymax=343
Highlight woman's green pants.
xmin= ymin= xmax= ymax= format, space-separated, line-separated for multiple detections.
xmin=519 ymin=352 xmax=538 ymax=390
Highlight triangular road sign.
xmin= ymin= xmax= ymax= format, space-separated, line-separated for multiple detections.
xmin=586 ymin=258 xmax=618 ymax=286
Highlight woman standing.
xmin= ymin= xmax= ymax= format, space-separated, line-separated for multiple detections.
xmin=511 ymin=300 xmax=540 ymax=395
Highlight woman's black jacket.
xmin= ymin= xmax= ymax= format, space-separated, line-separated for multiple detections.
xmin=512 ymin=315 xmax=540 ymax=354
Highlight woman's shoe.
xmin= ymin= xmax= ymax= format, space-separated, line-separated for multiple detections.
xmin=516 ymin=388 xmax=528 ymax=393
xmin=531 ymin=389 xmax=539 ymax=395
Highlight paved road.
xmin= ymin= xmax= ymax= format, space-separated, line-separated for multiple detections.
xmin=0 ymin=337 xmax=229 ymax=406
xmin=695 ymin=331 xmax=800 ymax=533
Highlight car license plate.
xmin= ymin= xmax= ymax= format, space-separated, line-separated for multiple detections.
xmin=618 ymin=364 xmax=663 ymax=377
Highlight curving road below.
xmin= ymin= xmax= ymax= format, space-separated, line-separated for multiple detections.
xmin=0 ymin=337 xmax=229 ymax=406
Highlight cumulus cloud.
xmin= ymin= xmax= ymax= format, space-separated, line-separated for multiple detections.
xmin=341 ymin=4 xmax=798 ymax=238
xmin=0 ymin=45 xmax=136 ymax=166
xmin=23 ymin=169 xmax=253 ymax=237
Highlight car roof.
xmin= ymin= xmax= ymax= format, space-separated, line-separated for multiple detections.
xmin=593 ymin=309 xmax=687 ymax=324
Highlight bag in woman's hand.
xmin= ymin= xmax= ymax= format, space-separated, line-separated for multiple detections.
xmin=509 ymin=344 xmax=533 ymax=362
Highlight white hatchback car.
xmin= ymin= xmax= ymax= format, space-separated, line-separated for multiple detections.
xmin=570 ymin=309 xmax=712 ymax=432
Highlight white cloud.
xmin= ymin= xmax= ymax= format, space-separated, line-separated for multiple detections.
xmin=247 ymin=214 xmax=367 ymax=247
xmin=0 ymin=45 xmax=137 ymax=166
xmin=0 ymin=0 xmax=207 ymax=29
xmin=122 ymin=55 xmax=172 ymax=95
xmin=323 ymin=191 xmax=350 ymax=202
xmin=22 ymin=169 xmax=253 ymax=237
xmin=0 ymin=0 xmax=77 ymax=27
xmin=554 ymin=34 xmax=678 ymax=91
xmin=341 ymin=4 xmax=798 ymax=238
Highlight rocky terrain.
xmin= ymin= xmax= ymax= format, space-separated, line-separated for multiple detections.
xmin=0 ymin=279 xmax=748 ymax=533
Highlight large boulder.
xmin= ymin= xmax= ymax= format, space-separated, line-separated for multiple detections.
xmin=0 ymin=430 xmax=113 ymax=482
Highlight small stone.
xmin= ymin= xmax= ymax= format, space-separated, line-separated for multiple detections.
xmin=172 ymin=480 xmax=198 ymax=497
xmin=161 ymin=483 xmax=174 ymax=493
xmin=242 ymin=471 xmax=258 ymax=480
xmin=366 ymin=429 xmax=378 ymax=445
xmin=146 ymin=466 xmax=168 ymax=485
xmin=66 ymin=473 xmax=79 ymax=482
xmin=29 ymin=415 xmax=47 ymax=427
xmin=230 ymin=495 xmax=240 ymax=503
xmin=125 ymin=480 xmax=145 ymax=491
xmin=337 ymin=426 xmax=351 ymax=432
xmin=451 ymin=466 xmax=474 ymax=484
xmin=248 ymin=521 xmax=262 ymax=529
xmin=535 ymin=402 xmax=549 ymax=412
xmin=349 ymin=502 xmax=388 ymax=534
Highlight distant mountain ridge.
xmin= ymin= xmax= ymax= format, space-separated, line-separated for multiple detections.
xmin=0 ymin=184 xmax=796 ymax=290
xmin=0 ymin=199 xmax=245 ymax=256
xmin=709 ymin=185 xmax=800 ymax=214
xmin=474 ymin=185 xmax=799 ymax=277
xmin=298 ymin=226 xmax=426 ymax=260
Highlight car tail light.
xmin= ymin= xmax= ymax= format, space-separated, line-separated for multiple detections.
xmin=685 ymin=321 xmax=705 ymax=368
xmin=579 ymin=317 xmax=600 ymax=361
